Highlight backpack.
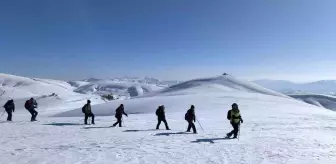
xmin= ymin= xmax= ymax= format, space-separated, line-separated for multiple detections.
xmin=3 ymin=101 xmax=9 ymax=109
xmin=116 ymin=106 xmax=123 ymax=114
xmin=82 ymin=104 xmax=86 ymax=113
xmin=24 ymin=100 xmax=30 ymax=110
xmin=185 ymin=112 xmax=189 ymax=120
xmin=156 ymin=109 xmax=159 ymax=116
xmin=227 ymin=110 xmax=231 ymax=120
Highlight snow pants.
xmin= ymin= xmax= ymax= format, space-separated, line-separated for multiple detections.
xmin=156 ymin=118 xmax=170 ymax=130
xmin=228 ymin=122 xmax=240 ymax=138
xmin=187 ymin=120 xmax=197 ymax=133
xmin=28 ymin=109 xmax=38 ymax=121
xmin=113 ymin=116 xmax=122 ymax=127
xmin=5 ymin=109 xmax=12 ymax=121
xmin=84 ymin=113 xmax=95 ymax=124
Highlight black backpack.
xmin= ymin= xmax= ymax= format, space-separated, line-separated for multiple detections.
xmin=24 ymin=100 xmax=30 ymax=110
xmin=82 ymin=104 xmax=86 ymax=113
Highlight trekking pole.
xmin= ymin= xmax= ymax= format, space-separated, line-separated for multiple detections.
xmin=238 ymin=125 xmax=241 ymax=141
xmin=0 ymin=111 xmax=5 ymax=119
xmin=196 ymin=118 xmax=204 ymax=132
xmin=122 ymin=118 xmax=125 ymax=127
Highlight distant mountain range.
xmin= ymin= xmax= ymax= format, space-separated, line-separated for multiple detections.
xmin=253 ymin=79 xmax=336 ymax=95
xmin=68 ymin=77 xmax=180 ymax=98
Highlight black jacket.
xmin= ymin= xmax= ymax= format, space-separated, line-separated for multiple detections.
xmin=156 ymin=107 xmax=166 ymax=119
xmin=115 ymin=106 xmax=127 ymax=118
xmin=4 ymin=100 xmax=15 ymax=112
xmin=185 ymin=109 xmax=195 ymax=122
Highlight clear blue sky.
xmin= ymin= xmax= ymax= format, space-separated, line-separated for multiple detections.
xmin=1 ymin=0 xmax=335 ymax=82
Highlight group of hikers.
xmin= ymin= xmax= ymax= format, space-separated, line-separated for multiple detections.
xmin=2 ymin=98 xmax=38 ymax=122
xmin=2 ymin=98 xmax=243 ymax=139
xmin=80 ymin=100 xmax=243 ymax=138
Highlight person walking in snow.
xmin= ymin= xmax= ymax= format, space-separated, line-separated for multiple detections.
xmin=156 ymin=105 xmax=170 ymax=130
xmin=82 ymin=100 xmax=95 ymax=125
xmin=24 ymin=98 xmax=38 ymax=121
xmin=112 ymin=104 xmax=128 ymax=127
xmin=185 ymin=105 xmax=197 ymax=134
xmin=226 ymin=103 xmax=243 ymax=139
xmin=3 ymin=99 xmax=15 ymax=121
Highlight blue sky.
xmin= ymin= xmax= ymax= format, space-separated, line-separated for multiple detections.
xmin=0 ymin=0 xmax=335 ymax=82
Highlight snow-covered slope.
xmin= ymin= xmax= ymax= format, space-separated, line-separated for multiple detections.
xmin=1 ymin=75 xmax=336 ymax=164
xmin=0 ymin=73 xmax=106 ymax=114
xmin=144 ymin=75 xmax=289 ymax=98
xmin=56 ymin=75 xmax=290 ymax=117
xmin=289 ymin=94 xmax=336 ymax=111
xmin=254 ymin=79 xmax=336 ymax=94
xmin=0 ymin=73 xmax=77 ymax=99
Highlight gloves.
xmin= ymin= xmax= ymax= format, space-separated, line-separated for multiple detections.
xmin=126 ymin=114 xmax=128 ymax=117
xmin=241 ymin=120 xmax=243 ymax=124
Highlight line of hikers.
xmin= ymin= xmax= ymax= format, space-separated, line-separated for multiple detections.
xmin=3 ymin=98 xmax=243 ymax=138
xmin=80 ymin=100 xmax=243 ymax=138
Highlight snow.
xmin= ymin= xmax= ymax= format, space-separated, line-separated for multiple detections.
xmin=289 ymin=94 xmax=336 ymax=111
xmin=0 ymin=73 xmax=77 ymax=98
xmin=254 ymin=79 xmax=336 ymax=95
xmin=67 ymin=81 xmax=90 ymax=88
xmin=0 ymin=73 xmax=106 ymax=115
xmin=1 ymin=74 xmax=336 ymax=164
xmin=72 ymin=79 xmax=165 ymax=98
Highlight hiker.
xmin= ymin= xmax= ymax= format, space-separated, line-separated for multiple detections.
xmin=82 ymin=100 xmax=95 ymax=125
xmin=24 ymin=98 xmax=38 ymax=121
xmin=185 ymin=105 xmax=197 ymax=134
xmin=3 ymin=99 xmax=15 ymax=121
xmin=156 ymin=105 xmax=170 ymax=130
xmin=112 ymin=104 xmax=128 ymax=127
xmin=226 ymin=103 xmax=243 ymax=139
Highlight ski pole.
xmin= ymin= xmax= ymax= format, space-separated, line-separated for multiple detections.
xmin=196 ymin=118 xmax=204 ymax=132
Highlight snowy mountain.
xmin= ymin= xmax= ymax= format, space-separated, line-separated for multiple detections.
xmin=0 ymin=73 xmax=106 ymax=115
xmin=1 ymin=74 xmax=336 ymax=164
xmin=289 ymin=94 xmax=336 ymax=111
xmin=69 ymin=77 xmax=179 ymax=98
xmin=0 ymin=73 xmax=77 ymax=99
xmin=56 ymin=75 xmax=290 ymax=117
xmin=254 ymin=79 xmax=336 ymax=94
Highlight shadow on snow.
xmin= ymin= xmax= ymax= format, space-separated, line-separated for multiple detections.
xmin=123 ymin=129 xmax=159 ymax=132
xmin=155 ymin=132 xmax=193 ymax=136
xmin=191 ymin=138 xmax=234 ymax=144
xmin=43 ymin=123 xmax=83 ymax=126
xmin=83 ymin=126 xmax=113 ymax=129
